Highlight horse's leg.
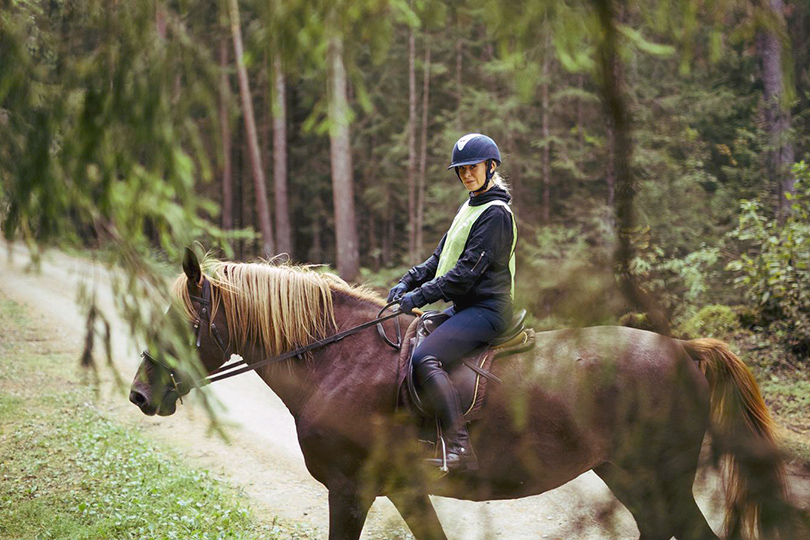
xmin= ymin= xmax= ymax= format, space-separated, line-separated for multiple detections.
xmin=327 ymin=481 xmax=375 ymax=540
xmin=388 ymin=489 xmax=447 ymax=540
xmin=659 ymin=445 xmax=719 ymax=540
xmin=594 ymin=462 xmax=675 ymax=540
xmin=666 ymin=490 xmax=718 ymax=540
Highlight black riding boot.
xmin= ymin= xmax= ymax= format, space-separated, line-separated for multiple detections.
xmin=415 ymin=356 xmax=478 ymax=472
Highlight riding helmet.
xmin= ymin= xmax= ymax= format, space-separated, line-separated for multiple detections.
xmin=447 ymin=133 xmax=501 ymax=170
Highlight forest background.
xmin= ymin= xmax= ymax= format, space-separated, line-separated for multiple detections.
xmin=1 ymin=0 xmax=810 ymax=420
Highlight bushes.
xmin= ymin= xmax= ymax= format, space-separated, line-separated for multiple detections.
xmin=682 ymin=304 xmax=740 ymax=338
xmin=726 ymin=162 xmax=810 ymax=351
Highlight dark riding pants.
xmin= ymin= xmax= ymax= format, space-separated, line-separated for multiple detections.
xmin=411 ymin=305 xmax=509 ymax=457
xmin=412 ymin=305 xmax=510 ymax=372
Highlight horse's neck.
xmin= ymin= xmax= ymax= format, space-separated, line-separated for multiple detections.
xmin=246 ymin=290 xmax=393 ymax=418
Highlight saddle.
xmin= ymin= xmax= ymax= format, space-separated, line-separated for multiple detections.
xmin=397 ymin=309 xmax=536 ymax=421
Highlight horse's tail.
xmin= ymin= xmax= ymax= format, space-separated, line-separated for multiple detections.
xmin=681 ymin=338 xmax=788 ymax=539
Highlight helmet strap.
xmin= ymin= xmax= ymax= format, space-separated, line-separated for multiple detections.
xmin=472 ymin=159 xmax=494 ymax=195
xmin=455 ymin=160 xmax=496 ymax=194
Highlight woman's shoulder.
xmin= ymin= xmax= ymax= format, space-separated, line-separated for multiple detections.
xmin=473 ymin=203 xmax=515 ymax=235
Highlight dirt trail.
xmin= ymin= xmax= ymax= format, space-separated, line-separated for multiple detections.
xmin=0 ymin=245 xmax=739 ymax=539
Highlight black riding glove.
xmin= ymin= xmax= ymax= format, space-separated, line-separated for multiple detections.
xmin=398 ymin=290 xmax=423 ymax=314
xmin=387 ymin=282 xmax=409 ymax=303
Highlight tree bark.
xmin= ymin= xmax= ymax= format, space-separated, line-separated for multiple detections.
xmin=760 ymin=0 xmax=795 ymax=221
xmin=593 ymin=0 xmax=669 ymax=335
xmin=228 ymin=0 xmax=274 ymax=258
xmin=272 ymin=55 xmax=292 ymax=258
xmin=606 ymin=123 xmax=615 ymax=211
xmin=416 ymin=38 xmax=431 ymax=258
xmin=155 ymin=1 xmax=167 ymax=40
xmin=456 ymin=35 xmax=463 ymax=127
xmin=369 ymin=214 xmax=379 ymax=271
xmin=407 ymin=27 xmax=417 ymax=261
xmin=235 ymin=122 xmax=244 ymax=260
xmin=541 ymin=43 xmax=551 ymax=224
xmin=219 ymin=38 xmax=233 ymax=233
xmin=327 ymin=30 xmax=359 ymax=281
xmin=310 ymin=197 xmax=323 ymax=263
xmin=261 ymin=54 xmax=273 ymax=221
xmin=577 ymin=75 xmax=585 ymax=147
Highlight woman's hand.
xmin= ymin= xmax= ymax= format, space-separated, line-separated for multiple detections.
xmin=398 ymin=291 xmax=419 ymax=314
xmin=387 ymin=282 xmax=409 ymax=303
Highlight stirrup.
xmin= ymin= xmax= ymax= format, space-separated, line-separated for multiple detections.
xmin=424 ymin=436 xmax=476 ymax=473
xmin=422 ymin=436 xmax=450 ymax=478
xmin=439 ymin=436 xmax=449 ymax=474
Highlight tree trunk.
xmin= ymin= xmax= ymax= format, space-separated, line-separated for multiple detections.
xmin=382 ymin=216 xmax=391 ymax=267
xmin=235 ymin=123 xmax=244 ymax=260
xmin=593 ymin=0 xmax=669 ymax=335
xmin=261 ymin=54 xmax=273 ymax=224
xmin=416 ymin=38 xmax=431 ymax=259
xmin=327 ymin=31 xmax=359 ymax=281
xmin=606 ymin=123 xmax=615 ymax=212
xmin=541 ymin=44 xmax=551 ymax=224
xmin=155 ymin=1 xmax=167 ymax=40
xmin=310 ymin=198 xmax=323 ymax=263
xmin=272 ymin=55 xmax=292 ymax=258
xmin=228 ymin=0 xmax=274 ymax=258
xmin=219 ymin=39 xmax=233 ymax=234
xmin=407 ymin=27 xmax=417 ymax=262
xmin=369 ymin=214 xmax=379 ymax=271
xmin=760 ymin=0 xmax=795 ymax=221
xmin=456 ymin=35 xmax=463 ymax=127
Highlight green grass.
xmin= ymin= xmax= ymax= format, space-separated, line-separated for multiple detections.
xmin=0 ymin=296 xmax=313 ymax=540
xmin=722 ymin=331 xmax=810 ymax=464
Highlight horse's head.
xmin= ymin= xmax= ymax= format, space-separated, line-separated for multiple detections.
xmin=129 ymin=248 xmax=231 ymax=416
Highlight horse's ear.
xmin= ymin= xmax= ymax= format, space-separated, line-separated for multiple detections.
xmin=182 ymin=247 xmax=202 ymax=286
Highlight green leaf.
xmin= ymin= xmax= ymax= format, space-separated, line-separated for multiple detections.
xmin=617 ymin=25 xmax=676 ymax=57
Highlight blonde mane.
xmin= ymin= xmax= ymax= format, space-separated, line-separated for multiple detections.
xmin=171 ymin=259 xmax=384 ymax=357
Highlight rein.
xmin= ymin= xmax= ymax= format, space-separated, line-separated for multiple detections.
xmin=143 ymin=287 xmax=405 ymax=395
xmin=196 ymin=305 xmax=402 ymax=391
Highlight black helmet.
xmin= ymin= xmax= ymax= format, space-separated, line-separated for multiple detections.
xmin=447 ymin=133 xmax=501 ymax=170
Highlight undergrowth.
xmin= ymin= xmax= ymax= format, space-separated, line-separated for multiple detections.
xmin=0 ymin=297 xmax=312 ymax=540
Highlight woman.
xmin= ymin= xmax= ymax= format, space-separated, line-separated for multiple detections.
xmin=387 ymin=133 xmax=517 ymax=472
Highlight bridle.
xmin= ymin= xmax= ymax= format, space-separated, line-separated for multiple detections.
xmin=188 ymin=278 xmax=230 ymax=356
xmin=141 ymin=277 xmax=404 ymax=398
xmin=140 ymin=277 xmax=230 ymax=400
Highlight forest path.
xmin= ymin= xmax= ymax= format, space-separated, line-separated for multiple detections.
xmin=0 ymin=245 xmax=738 ymax=540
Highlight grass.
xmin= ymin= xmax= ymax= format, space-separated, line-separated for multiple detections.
xmin=0 ymin=298 xmax=313 ymax=540
xmin=725 ymin=330 xmax=810 ymax=463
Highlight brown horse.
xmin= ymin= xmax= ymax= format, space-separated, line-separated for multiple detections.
xmin=129 ymin=250 xmax=788 ymax=540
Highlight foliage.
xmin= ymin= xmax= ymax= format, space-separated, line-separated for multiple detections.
xmin=0 ymin=297 xmax=313 ymax=540
xmin=618 ymin=311 xmax=655 ymax=331
xmin=515 ymin=210 xmax=624 ymax=329
xmin=2 ymin=0 xmax=810 ymax=392
xmin=0 ymin=0 xmax=242 ymax=413
xmin=727 ymin=162 xmax=810 ymax=351
xmin=681 ymin=304 xmax=740 ymax=339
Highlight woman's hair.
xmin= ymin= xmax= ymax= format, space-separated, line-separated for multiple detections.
xmin=491 ymin=171 xmax=511 ymax=196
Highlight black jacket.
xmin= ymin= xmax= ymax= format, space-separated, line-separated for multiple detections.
xmin=399 ymin=186 xmax=515 ymax=316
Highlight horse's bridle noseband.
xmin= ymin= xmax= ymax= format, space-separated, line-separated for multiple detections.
xmin=141 ymin=277 xmax=231 ymax=397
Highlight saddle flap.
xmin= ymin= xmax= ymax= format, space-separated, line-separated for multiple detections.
xmin=397 ymin=312 xmax=535 ymax=421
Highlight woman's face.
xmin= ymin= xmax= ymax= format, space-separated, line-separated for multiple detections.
xmin=456 ymin=161 xmax=493 ymax=193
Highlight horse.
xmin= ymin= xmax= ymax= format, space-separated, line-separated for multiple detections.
xmin=129 ymin=249 xmax=789 ymax=540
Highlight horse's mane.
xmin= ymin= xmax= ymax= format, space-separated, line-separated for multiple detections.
xmin=171 ymin=258 xmax=384 ymax=357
